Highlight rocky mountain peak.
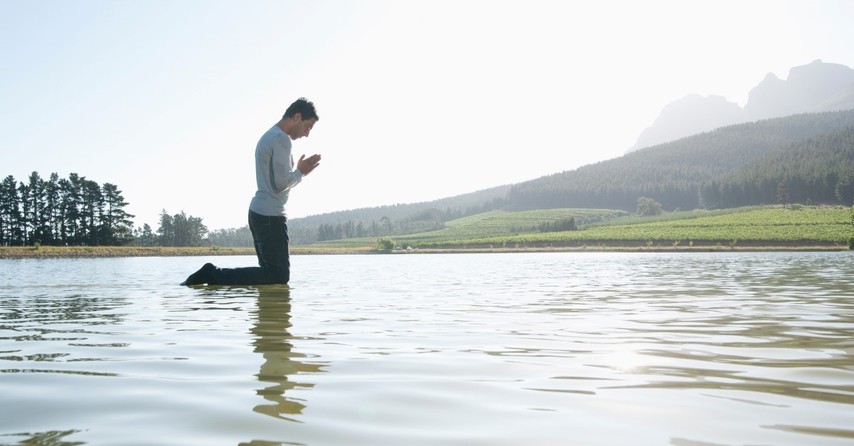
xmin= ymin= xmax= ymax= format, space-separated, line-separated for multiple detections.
xmin=628 ymin=60 xmax=854 ymax=152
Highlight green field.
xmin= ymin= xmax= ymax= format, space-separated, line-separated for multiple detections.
xmin=400 ymin=208 xmax=627 ymax=242
xmin=314 ymin=205 xmax=854 ymax=251
xmin=2 ymin=206 xmax=850 ymax=258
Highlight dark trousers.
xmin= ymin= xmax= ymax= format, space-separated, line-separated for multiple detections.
xmin=213 ymin=211 xmax=290 ymax=285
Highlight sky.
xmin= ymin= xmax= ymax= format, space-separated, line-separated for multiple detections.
xmin=2 ymin=0 xmax=853 ymax=231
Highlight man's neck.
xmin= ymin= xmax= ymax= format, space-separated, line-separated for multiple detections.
xmin=276 ymin=117 xmax=295 ymax=138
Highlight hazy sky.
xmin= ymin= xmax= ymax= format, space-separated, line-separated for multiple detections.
xmin=2 ymin=0 xmax=853 ymax=230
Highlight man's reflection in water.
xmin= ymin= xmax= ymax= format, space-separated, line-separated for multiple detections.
xmin=250 ymin=285 xmax=324 ymax=421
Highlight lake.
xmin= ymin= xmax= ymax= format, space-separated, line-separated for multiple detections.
xmin=1 ymin=252 xmax=852 ymax=446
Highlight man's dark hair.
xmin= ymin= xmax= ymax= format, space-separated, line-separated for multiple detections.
xmin=283 ymin=97 xmax=319 ymax=121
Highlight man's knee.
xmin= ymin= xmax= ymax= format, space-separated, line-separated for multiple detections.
xmin=269 ymin=263 xmax=289 ymax=284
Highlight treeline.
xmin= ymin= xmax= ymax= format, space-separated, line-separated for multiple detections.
xmin=0 ymin=172 xmax=134 ymax=246
xmin=506 ymin=110 xmax=854 ymax=212
xmin=142 ymin=210 xmax=208 ymax=247
xmin=539 ymin=218 xmax=577 ymax=233
xmin=208 ymin=206 xmax=493 ymax=246
xmin=117 ymin=210 xmax=213 ymax=247
xmin=206 ymin=226 xmax=253 ymax=247
xmin=290 ymin=195 xmax=508 ymax=244
xmin=0 ymin=171 xmax=217 ymax=248
xmin=316 ymin=208 xmax=448 ymax=241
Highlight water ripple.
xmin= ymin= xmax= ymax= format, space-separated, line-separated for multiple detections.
xmin=1 ymin=253 xmax=852 ymax=445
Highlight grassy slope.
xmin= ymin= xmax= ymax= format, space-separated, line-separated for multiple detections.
xmin=315 ymin=205 xmax=854 ymax=250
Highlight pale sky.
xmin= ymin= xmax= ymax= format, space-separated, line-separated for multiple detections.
xmin=2 ymin=0 xmax=852 ymax=230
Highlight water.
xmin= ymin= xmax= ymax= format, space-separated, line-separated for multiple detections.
xmin=1 ymin=252 xmax=853 ymax=446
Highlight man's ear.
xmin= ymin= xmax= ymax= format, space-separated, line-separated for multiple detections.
xmin=292 ymin=112 xmax=302 ymax=121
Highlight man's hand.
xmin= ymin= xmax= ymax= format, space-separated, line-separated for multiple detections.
xmin=297 ymin=154 xmax=322 ymax=176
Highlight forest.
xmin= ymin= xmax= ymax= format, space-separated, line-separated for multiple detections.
xmin=0 ymin=172 xmax=134 ymax=246
xmin=505 ymin=110 xmax=854 ymax=212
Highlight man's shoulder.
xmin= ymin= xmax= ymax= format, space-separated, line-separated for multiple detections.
xmin=257 ymin=125 xmax=291 ymax=150
xmin=259 ymin=124 xmax=285 ymax=139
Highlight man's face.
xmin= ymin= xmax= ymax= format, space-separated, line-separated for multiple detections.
xmin=292 ymin=117 xmax=317 ymax=139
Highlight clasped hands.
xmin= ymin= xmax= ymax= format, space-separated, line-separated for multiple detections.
xmin=297 ymin=154 xmax=322 ymax=176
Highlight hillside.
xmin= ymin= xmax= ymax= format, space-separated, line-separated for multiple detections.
xmin=701 ymin=125 xmax=854 ymax=208
xmin=269 ymin=110 xmax=854 ymax=245
xmin=506 ymin=109 xmax=854 ymax=212
xmin=282 ymin=185 xmax=510 ymax=244
xmin=309 ymin=206 xmax=853 ymax=251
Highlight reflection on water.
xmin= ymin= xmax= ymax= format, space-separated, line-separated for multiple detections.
xmin=0 ymin=253 xmax=852 ymax=445
xmin=0 ymin=429 xmax=84 ymax=446
xmin=250 ymin=286 xmax=324 ymax=421
xmin=0 ymin=289 xmax=125 ymax=377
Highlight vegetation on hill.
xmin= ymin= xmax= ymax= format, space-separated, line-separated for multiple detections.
xmin=506 ymin=110 xmax=854 ymax=212
xmin=285 ymin=186 xmax=510 ymax=244
xmin=701 ymin=125 xmax=854 ymax=208
xmin=285 ymin=109 xmax=854 ymax=245
xmin=311 ymin=205 xmax=854 ymax=251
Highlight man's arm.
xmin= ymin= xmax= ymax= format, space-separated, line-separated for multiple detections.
xmin=270 ymin=142 xmax=304 ymax=193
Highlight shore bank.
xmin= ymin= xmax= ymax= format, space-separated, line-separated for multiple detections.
xmin=0 ymin=244 xmax=848 ymax=259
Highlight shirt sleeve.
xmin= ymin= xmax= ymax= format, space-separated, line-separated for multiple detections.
xmin=271 ymin=135 xmax=303 ymax=193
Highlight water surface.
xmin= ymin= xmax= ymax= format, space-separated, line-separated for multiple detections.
xmin=1 ymin=252 xmax=852 ymax=445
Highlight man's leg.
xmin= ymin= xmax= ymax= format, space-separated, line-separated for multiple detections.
xmin=207 ymin=212 xmax=288 ymax=285
xmin=251 ymin=212 xmax=290 ymax=284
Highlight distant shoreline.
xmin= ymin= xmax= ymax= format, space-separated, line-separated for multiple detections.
xmin=0 ymin=244 xmax=847 ymax=259
xmin=0 ymin=246 xmax=373 ymax=259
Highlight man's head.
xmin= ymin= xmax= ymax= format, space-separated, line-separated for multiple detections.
xmin=281 ymin=97 xmax=319 ymax=139
xmin=283 ymin=97 xmax=319 ymax=121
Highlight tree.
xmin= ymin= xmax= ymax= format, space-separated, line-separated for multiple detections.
xmin=376 ymin=237 xmax=395 ymax=252
xmin=157 ymin=210 xmax=174 ymax=245
xmin=636 ymin=197 xmax=663 ymax=216
xmin=45 ymin=173 xmax=61 ymax=244
xmin=101 ymin=183 xmax=135 ymax=245
xmin=80 ymin=178 xmax=104 ymax=244
xmin=59 ymin=176 xmax=82 ymax=244
xmin=133 ymin=224 xmax=158 ymax=246
xmin=157 ymin=210 xmax=208 ymax=246
xmin=22 ymin=171 xmax=49 ymax=245
xmin=0 ymin=175 xmax=23 ymax=245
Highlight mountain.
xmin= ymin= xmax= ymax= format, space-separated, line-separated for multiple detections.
xmin=813 ymin=83 xmax=854 ymax=112
xmin=630 ymin=94 xmax=744 ymax=150
xmin=628 ymin=60 xmax=854 ymax=152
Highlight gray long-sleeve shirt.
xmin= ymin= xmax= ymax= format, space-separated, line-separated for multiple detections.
xmin=248 ymin=125 xmax=303 ymax=217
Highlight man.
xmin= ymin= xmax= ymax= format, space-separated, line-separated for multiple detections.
xmin=181 ymin=98 xmax=321 ymax=286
